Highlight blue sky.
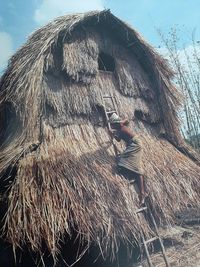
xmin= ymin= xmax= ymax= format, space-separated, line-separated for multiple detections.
xmin=0 ymin=0 xmax=200 ymax=74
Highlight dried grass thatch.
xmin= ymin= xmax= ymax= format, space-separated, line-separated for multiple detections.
xmin=0 ymin=10 xmax=200 ymax=261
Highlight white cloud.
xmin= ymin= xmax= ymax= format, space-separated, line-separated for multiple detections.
xmin=0 ymin=32 xmax=13 ymax=74
xmin=34 ymin=0 xmax=104 ymax=25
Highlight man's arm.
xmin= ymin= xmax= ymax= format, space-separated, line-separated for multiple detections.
xmin=120 ymin=119 xmax=129 ymax=126
xmin=113 ymin=131 xmax=121 ymax=142
xmin=108 ymin=128 xmax=121 ymax=142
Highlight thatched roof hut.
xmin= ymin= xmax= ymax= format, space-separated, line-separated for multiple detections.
xmin=0 ymin=9 xmax=200 ymax=265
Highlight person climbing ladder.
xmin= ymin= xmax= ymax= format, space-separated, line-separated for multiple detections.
xmin=109 ymin=112 xmax=147 ymax=205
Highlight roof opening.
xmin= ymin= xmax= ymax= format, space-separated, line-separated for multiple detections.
xmin=98 ymin=52 xmax=115 ymax=72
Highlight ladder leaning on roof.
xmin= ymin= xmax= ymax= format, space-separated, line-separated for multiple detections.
xmin=100 ymin=93 xmax=171 ymax=267
xmin=100 ymin=93 xmax=118 ymax=131
xmin=100 ymin=93 xmax=119 ymax=155
xmin=135 ymin=205 xmax=170 ymax=267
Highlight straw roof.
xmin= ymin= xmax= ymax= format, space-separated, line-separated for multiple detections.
xmin=0 ymin=9 xmax=200 ymax=261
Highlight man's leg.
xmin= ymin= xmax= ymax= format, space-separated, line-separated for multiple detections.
xmin=138 ymin=175 xmax=145 ymax=195
xmin=135 ymin=174 xmax=147 ymax=205
xmin=117 ymin=166 xmax=135 ymax=182
xmin=118 ymin=167 xmax=146 ymax=203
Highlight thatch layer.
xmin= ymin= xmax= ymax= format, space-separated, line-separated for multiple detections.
xmin=0 ymin=10 xmax=200 ymax=260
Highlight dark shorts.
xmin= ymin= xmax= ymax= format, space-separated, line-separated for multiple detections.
xmin=117 ymin=165 xmax=140 ymax=181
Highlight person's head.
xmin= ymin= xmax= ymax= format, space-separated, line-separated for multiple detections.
xmin=109 ymin=113 xmax=121 ymax=129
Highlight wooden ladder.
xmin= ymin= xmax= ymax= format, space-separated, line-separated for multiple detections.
xmin=100 ymin=93 xmax=118 ymax=131
xmin=101 ymin=93 xmax=170 ymax=267
xmin=135 ymin=206 xmax=170 ymax=267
